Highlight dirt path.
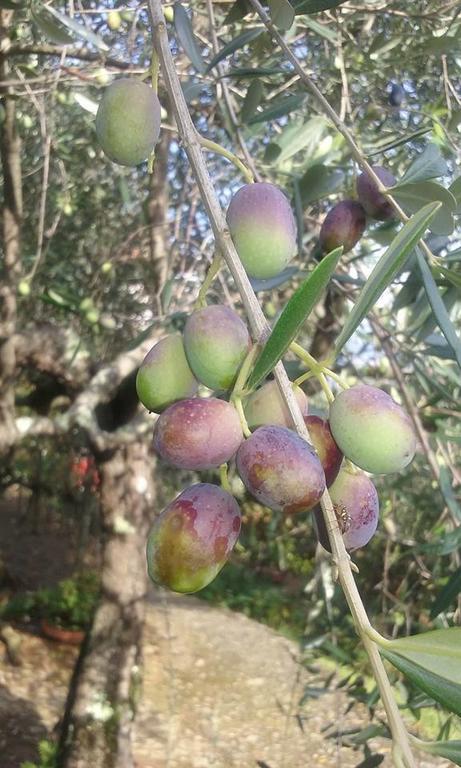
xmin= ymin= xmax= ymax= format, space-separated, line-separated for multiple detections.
xmin=0 ymin=591 xmax=450 ymax=768
xmin=0 ymin=500 xmax=450 ymax=767
xmin=133 ymin=590 xmax=449 ymax=768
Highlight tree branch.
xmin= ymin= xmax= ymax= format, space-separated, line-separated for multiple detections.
xmin=147 ymin=2 xmax=416 ymax=765
xmin=5 ymin=43 xmax=133 ymax=70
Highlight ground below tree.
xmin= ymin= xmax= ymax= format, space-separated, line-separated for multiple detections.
xmin=0 ymin=497 xmax=450 ymax=768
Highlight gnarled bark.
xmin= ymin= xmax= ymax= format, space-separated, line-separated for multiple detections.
xmin=59 ymin=440 xmax=156 ymax=768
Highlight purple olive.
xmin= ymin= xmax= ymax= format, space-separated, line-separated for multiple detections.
xmin=236 ymin=425 xmax=325 ymax=515
xmin=146 ymin=483 xmax=241 ymax=593
xmin=154 ymin=397 xmax=243 ymax=470
xmin=356 ymin=165 xmax=396 ymax=221
xmin=227 ymin=183 xmax=297 ymax=279
xmin=319 ymin=200 xmax=366 ymax=254
xmin=304 ymin=415 xmax=343 ymax=487
xmin=314 ymin=468 xmax=379 ymax=552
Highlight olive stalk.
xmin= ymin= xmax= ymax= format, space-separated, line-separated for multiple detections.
xmin=147 ymin=2 xmax=416 ymax=765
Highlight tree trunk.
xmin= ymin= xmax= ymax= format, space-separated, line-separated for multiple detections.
xmin=59 ymin=440 xmax=156 ymax=768
xmin=0 ymin=10 xmax=22 ymax=455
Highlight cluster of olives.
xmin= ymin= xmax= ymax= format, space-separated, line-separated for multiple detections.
xmin=137 ymin=296 xmax=416 ymax=593
xmin=318 ymin=165 xmax=397 ymax=257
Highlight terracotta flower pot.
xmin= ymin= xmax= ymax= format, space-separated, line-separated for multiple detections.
xmin=41 ymin=619 xmax=86 ymax=645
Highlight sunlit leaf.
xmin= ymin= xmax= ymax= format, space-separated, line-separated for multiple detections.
xmin=417 ymin=249 xmax=461 ymax=368
xmin=247 ymin=247 xmax=342 ymax=390
xmin=334 ymin=202 xmax=441 ymax=357
xmin=73 ymin=92 xmax=98 ymax=115
xmin=400 ymin=144 xmax=448 ymax=185
xmin=391 ymin=181 xmax=456 ymax=236
xmin=206 ymin=28 xmax=263 ymax=72
xmin=174 ymin=2 xmax=206 ymax=73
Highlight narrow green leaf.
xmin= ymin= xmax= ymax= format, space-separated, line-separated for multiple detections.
xmin=294 ymin=0 xmax=348 ymax=13
xmin=381 ymin=648 xmax=461 ymax=717
xmin=174 ymin=3 xmax=206 ymax=74
xmin=445 ymin=248 xmax=461 ymax=262
xmin=0 ymin=0 xmax=26 ymax=8
xmin=422 ymin=525 xmax=461 ymax=555
xmin=250 ymin=266 xmax=299 ymax=292
xmin=181 ymin=80 xmax=205 ymax=102
xmin=368 ymin=33 xmax=403 ymax=59
xmin=439 ymin=464 xmax=461 ymax=522
xmin=206 ymin=28 xmax=262 ymax=73
xmin=449 ymin=177 xmax=461 ymax=214
xmin=223 ymin=0 xmax=252 ymax=24
xmin=366 ymin=127 xmax=432 ymax=158
xmin=247 ymin=247 xmax=342 ymax=390
xmin=400 ymin=144 xmax=448 ymax=185
xmin=417 ymin=249 xmax=461 ymax=368
xmin=263 ymin=143 xmax=282 ymax=163
xmin=301 ymin=16 xmax=337 ymax=42
xmin=420 ymin=36 xmax=460 ymax=55
xmin=268 ymin=0 xmax=295 ymax=30
xmin=439 ymin=266 xmax=461 ymax=291
xmin=43 ymin=4 xmax=109 ymax=51
xmin=247 ymin=93 xmax=305 ymax=125
xmin=218 ymin=67 xmax=285 ymax=79
xmin=391 ymin=181 xmax=456 ymax=236
xmin=31 ymin=8 xmax=75 ymax=45
xmin=299 ymin=164 xmax=344 ymax=205
xmin=414 ymin=738 xmax=461 ymax=765
xmin=430 ymin=568 xmax=461 ymax=619
xmin=384 ymin=628 xmax=461 ymax=684
xmin=241 ymin=79 xmax=264 ymax=123
xmin=334 ymin=202 xmax=441 ymax=356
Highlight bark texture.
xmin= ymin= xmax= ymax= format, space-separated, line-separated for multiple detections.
xmin=59 ymin=440 xmax=156 ymax=768
xmin=0 ymin=10 xmax=22 ymax=454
